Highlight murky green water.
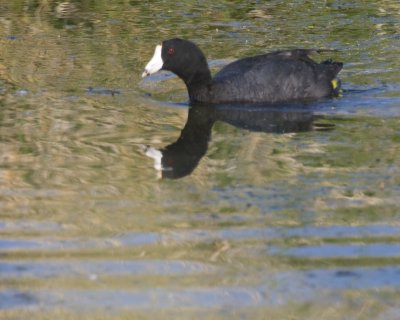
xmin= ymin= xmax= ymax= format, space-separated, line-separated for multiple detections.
xmin=1 ymin=1 xmax=400 ymax=319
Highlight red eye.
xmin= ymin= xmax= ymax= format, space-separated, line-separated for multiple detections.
xmin=168 ymin=47 xmax=175 ymax=55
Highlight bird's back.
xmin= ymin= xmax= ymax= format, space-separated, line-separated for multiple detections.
xmin=210 ymin=50 xmax=342 ymax=104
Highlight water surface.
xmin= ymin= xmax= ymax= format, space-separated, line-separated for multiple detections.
xmin=1 ymin=1 xmax=400 ymax=319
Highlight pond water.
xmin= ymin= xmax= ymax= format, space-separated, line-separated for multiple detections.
xmin=1 ymin=1 xmax=400 ymax=319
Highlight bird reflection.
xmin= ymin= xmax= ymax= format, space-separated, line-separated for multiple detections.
xmin=143 ymin=103 xmax=334 ymax=179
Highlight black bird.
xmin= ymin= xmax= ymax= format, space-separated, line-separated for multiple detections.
xmin=142 ymin=38 xmax=343 ymax=104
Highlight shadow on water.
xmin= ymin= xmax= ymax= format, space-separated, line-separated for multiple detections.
xmin=143 ymin=102 xmax=335 ymax=179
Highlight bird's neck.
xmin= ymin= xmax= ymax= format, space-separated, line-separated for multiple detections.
xmin=178 ymin=66 xmax=212 ymax=103
xmin=187 ymin=79 xmax=211 ymax=103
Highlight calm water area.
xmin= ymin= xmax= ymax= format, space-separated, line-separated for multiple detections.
xmin=1 ymin=1 xmax=400 ymax=319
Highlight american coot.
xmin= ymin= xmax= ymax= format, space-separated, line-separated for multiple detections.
xmin=142 ymin=38 xmax=343 ymax=104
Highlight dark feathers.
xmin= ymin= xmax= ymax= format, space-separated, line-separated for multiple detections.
xmin=157 ymin=39 xmax=343 ymax=104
